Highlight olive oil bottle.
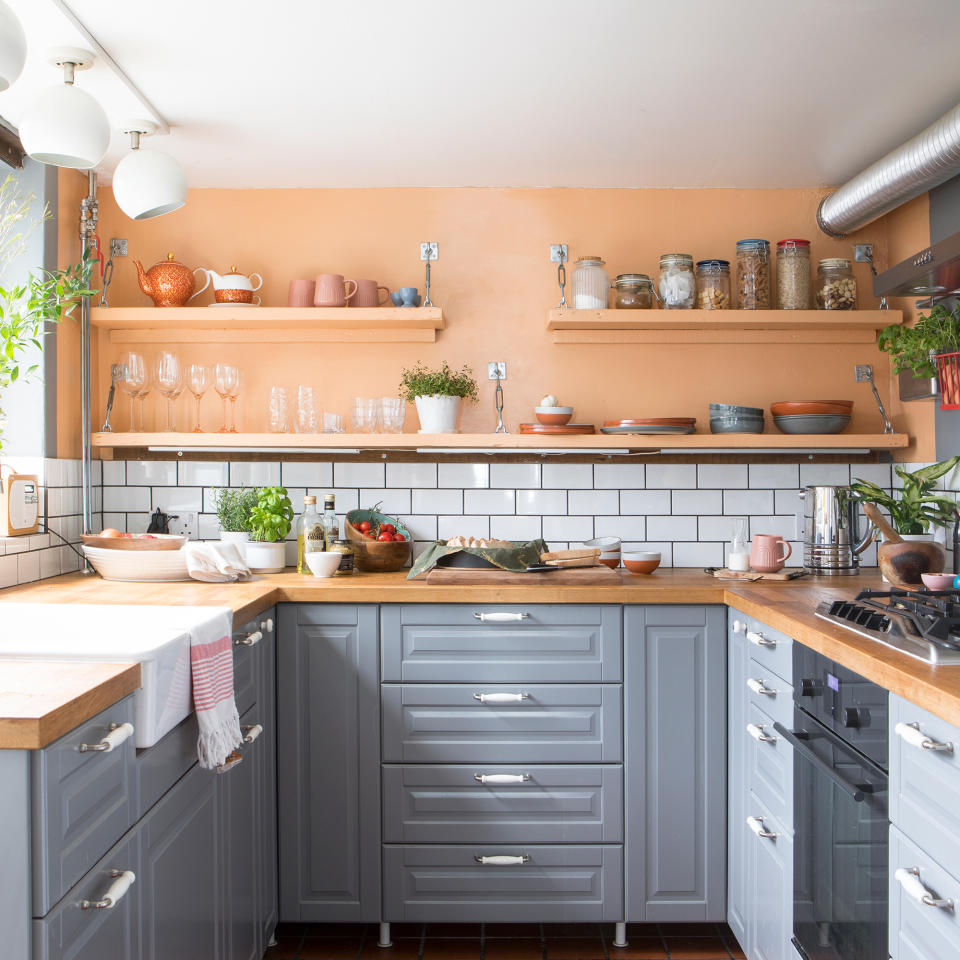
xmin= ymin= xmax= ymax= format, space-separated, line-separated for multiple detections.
xmin=296 ymin=495 xmax=324 ymax=574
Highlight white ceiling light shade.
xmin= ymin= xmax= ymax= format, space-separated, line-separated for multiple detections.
xmin=0 ymin=0 xmax=26 ymax=92
xmin=19 ymin=47 xmax=110 ymax=169
xmin=112 ymin=120 xmax=186 ymax=220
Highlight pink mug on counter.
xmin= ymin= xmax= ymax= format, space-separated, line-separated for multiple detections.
xmin=314 ymin=273 xmax=357 ymax=307
xmin=750 ymin=534 xmax=792 ymax=573
xmin=351 ymin=279 xmax=390 ymax=307
xmin=288 ymin=279 xmax=315 ymax=307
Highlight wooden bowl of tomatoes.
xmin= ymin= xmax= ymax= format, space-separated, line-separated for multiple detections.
xmin=345 ymin=507 xmax=412 ymax=572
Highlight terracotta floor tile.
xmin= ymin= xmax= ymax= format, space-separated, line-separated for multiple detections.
xmin=542 ymin=925 xmax=601 ymax=939
xmin=723 ymin=935 xmax=746 ymax=960
xmin=264 ymin=936 xmax=303 ymax=960
xmin=297 ymin=936 xmax=364 ymax=959
xmin=484 ymin=937 xmax=545 ymax=959
xmin=359 ymin=938 xmax=423 ymax=960
xmin=390 ymin=924 xmax=427 ymax=938
xmin=421 ymin=937 xmax=481 ymax=959
xmin=658 ymin=924 xmax=719 ymax=938
xmin=621 ymin=925 xmax=660 ymax=939
xmin=304 ymin=923 xmax=374 ymax=937
xmin=485 ymin=924 xmax=542 ymax=938
xmin=605 ymin=938 xmax=667 ymax=960
xmin=275 ymin=923 xmax=310 ymax=937
xmin=663 ymin=936 xmax=730 ymax=959
xmin=543 ymin=937 xmax=607 ymax=959
xmin=427 ymin=924 xmax=483 ymax=938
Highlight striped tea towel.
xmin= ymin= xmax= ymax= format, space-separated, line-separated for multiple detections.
xmin=189 ymin=608 xmax=242 ymax=769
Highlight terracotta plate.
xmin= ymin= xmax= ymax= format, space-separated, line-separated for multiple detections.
xmin=770 ymin=400 xmax=853 ymax=417
xmin=518 ymin=423 xmax=596 ymax=434
xmin=603 ymin=417 xmax=696 ymax=427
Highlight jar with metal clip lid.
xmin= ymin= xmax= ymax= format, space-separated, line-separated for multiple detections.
xmin=695 ymin=259 xmax=731 ymax=309
xmin=570 ymin=256 xmax=609 ymax=309
xmin=658 ymin=253 xmax=696 ymax=309
xmin=776 ymin=239 xmax=810 ymax=309
xmin=735 ymin=239 xmax=770 ymax=309
xmin=815 ymin=258 xmax=857 ymax=309
xmin=611 ymin=273 xmax=655 ymax=309
xmin=328 ymin=538 xmax=355 ymax=575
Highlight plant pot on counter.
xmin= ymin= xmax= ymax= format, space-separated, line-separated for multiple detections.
xmin=245 ymin=540 xmax=286 ymax=574
xmin=414 ymin=394 xmax=461 ymax=433
xmin=219 ymin=530 xmax=250 ymax=560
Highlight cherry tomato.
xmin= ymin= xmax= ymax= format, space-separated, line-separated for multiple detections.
xmin=357 ymin=520 xmax=372 ymax=533
xmin=380 ymin=523 xmax=396 ymax=534
xmin=364 ymin=532 xmax=376 ymax=540
xmin=377 ymin=532 xmax=394 ymax=542
xmin=393 ymin=533 xmax=406 ymax=542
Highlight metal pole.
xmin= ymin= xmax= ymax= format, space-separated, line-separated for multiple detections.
xmin=79 ymin=171 xmax=97 ymax=552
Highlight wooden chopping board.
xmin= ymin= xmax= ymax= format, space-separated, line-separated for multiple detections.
xmin=426 ymin=565 xmax=619 ymax=585
xmin=707 ymin=567 xmax=808 ymax=582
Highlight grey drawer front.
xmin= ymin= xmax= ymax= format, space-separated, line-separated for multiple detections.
xmin=746 ymin=700 xmax=793 ymax=832
xmin=33 ymin=829 xmax=138 ymax=960
xmin=31 ymin=696 xmax=136 ymax=918
xmin=381 ymin=684 xmax=622 ymax=763
xmin=135 ymin=711 xmax=198 ymax=820
xmin=383 ymin=844 xmax=623 ymax=922
xmin=746 ymin=658 xmax=795 ymax=730
xmin=729 ymin=608 xmax=793 ymax=685
xmin=382 ymin=764 xmax=623 ymax=843
xmin=381 ymin=604 xmax=621 ymax=683
xmin=890 ymin=825 xmax=960 ymax=960
xmin=233 ymin=629 xmax=258 ymax=717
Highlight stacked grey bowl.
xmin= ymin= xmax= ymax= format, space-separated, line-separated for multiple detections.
xmin=709 ymin=402 xmax=765 ymax=434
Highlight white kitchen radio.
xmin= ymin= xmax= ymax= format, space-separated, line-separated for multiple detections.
xmin=0 ymin=468 xmax=40 ymax=536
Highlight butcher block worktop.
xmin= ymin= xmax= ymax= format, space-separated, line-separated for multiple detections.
xmin=5 ymin=567 xmax=960 ymax=738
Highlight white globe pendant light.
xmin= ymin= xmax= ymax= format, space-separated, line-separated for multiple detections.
xmin=0 ymin=0 xmax=27 ymax=92
xmin=112 ymin=120 xmax=186 ymax=220
xmin=20 ymin=47 xmax=110 ymax=169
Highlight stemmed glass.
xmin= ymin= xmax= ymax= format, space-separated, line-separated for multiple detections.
xmin=135 ymin=365 xmax=153 ymax=431
xmin=118 ymin=352 xmax=145 ymax=431
xmin=214 ymin=363 xmax=240 ymax=433
xmin=155 ymin=352 xmax=182 ymax=432
xmin=187 ymin=364 xmax=209 ymax=433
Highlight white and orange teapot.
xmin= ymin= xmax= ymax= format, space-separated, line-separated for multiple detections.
xmin=194 ymin=266 xmax=263 ymax=305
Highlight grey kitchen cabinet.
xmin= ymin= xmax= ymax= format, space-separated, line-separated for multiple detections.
xmin=255 ymin=608 xmax=279 ymax=949
xmin=277 ymin=603 xmax=381 ymax=922
xmin=748 ymin=793 xmax=793 ymax=960
xmin=624 ymin=605 xmax=726 ymax=922
xmin=727 ymin=610 xmax=751 ymax=949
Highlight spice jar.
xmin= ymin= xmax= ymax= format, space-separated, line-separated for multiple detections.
xmin=776 ymin=239 xmax=810 ymax=309
xmin=695 ymin=259 xmax=731 ymax=309
xmin=815 ymin=258 xmax=857 ymax=310
xmin=735 ymin=239 xmax=770 ymax=309
xmin=570 ymin=256 xmax=610 ymax=309
xmin=328 ymin=538 xmax=355 ymax=575
xmin=611 ymin=273 xmax=655 ymax=309
xmin=658 ymin=253 xmax=696 ymax=309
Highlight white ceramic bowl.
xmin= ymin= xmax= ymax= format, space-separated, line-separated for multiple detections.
xmin=82 ymin=545 xmax=190 ymax=582
xmin=305 ymin=552 xmax=342 ymax=578
xmin=534 ymin=405 xmax=574 ymax=415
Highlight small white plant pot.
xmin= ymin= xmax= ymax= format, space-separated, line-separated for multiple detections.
xmin=414 ymin=394 xmax=461 ymax=433
xmin=245 ymin=540 xmax=287 ymax=574
xmin=219 ymin=530 xmax=249 ymax=561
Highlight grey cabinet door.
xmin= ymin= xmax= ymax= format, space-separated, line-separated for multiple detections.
xmin=277 ymin=604 xmax=381 ymax=922
xmin=624 ymin=605 xmax=727 ymax=922
xmin=727 ymin=618 xmax=751 ymax=952
xmin=258 ymin=609 xmax=279 ymax=947
xmin=139 ymin=761 xmax=222 ymax=960
xmin=749 ymin=795 xmax=793 ymax=960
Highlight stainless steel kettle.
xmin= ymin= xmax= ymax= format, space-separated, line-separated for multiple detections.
xmin=799 ymin=484 xmax=875 ymax=575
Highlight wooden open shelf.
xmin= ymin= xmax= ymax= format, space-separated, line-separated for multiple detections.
xmin=546 ymin=309 xmax=901 ymax=345
xmin=91 ymin=306 xmax=445 ymax=344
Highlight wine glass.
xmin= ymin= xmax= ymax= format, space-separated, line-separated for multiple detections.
xmin=135 ymin=364 xmax=153 ymax=432
xmin=118 ymin=352 xmax=145 ymax=431
xmin=214 ymin=363 xmax=240 ymax=433
xmin=187 ymin=364 xmax=209 ymax=433
xmin=155 ymin=352 xmax=182 ymax=432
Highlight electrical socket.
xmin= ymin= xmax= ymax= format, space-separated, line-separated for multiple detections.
xmin=488 ymin=361 xmax=507 ymax=380
xmin=166 ymin=511 xmax=197 ymax=539
xmin=854 ymin=244 xmax=873 ymax=263
xmin=110 ymin=238 xmax=128 ymax=257
xmin=420 ymin=242 xmax=439 ymax=261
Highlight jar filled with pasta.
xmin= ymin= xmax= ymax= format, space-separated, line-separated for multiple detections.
xmin=735 ymin=239 xmax=770 ymax=309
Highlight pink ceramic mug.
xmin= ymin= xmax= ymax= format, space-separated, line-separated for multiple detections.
xmin=288 ymin=279 xmax=315 ymax=307
xmin=750 ymin=534 xmax=792 ymax=573
xmin=314 ymin=273 xmax=358 ymax=307
xmin=351 ymin=279 xmax=391 ymax=307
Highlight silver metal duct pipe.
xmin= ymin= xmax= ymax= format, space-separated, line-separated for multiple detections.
xmin=817 ymin=102 xmax=960 ymax=238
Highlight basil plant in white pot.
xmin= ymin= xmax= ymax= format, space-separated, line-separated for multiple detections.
xmin=245 ymin=486 xmax=294 ymax=573
xmin=399 ymin=361 xmax=479 ymax=433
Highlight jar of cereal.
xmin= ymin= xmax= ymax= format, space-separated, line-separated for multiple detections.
xmin=735 ymin=239 xmax=770 ymax=309
xmin=815 ymin=258 xmax=857 ymax=310
xmin=695 ymin=259 xmax=731 ymax=309
xmin=658 ymin=253 xmax=696 ymax=309
xmin=776 ymin=239 xmax=811 ymax=309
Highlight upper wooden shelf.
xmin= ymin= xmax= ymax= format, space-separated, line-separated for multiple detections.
xmin=546 ymin=308 xmax=901 ymax=344
xmin=90 ymin=306 xmax=445 ymax=344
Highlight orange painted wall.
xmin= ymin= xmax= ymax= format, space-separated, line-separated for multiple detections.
xmin=56 ymin=182 xmax=933 ymax=459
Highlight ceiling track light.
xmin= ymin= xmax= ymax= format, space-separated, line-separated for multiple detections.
xmin=112 ymin=118 xmax=187 ymax=220
xmin=19 ymin=46 xmax=110 ymax=169
xmin=0 ymin=0 xmax=27 ymax=92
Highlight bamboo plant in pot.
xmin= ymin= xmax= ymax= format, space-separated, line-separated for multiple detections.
xmin=399 ymin=361 xmax=479 ymax=433
xmin=246 ymin=486 xmax=294 ymax=573
xmin=213 ymin=486 xmax=258 ymax=557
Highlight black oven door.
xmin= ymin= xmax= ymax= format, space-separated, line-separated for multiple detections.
xmin=774 ymin=709 xmax=888 ymax=960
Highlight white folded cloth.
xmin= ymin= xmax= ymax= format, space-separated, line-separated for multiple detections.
xmin=185 ymin=542 xmax=251 ymax=582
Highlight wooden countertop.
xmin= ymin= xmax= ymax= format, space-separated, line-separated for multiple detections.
xmin=0 ymin=660 xmax=141 ymax=749
xmin=5 ymin=567 xmax=960 ymax=732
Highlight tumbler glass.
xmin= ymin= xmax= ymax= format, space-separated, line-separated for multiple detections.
xmin=380 ymin=397 xmax=406 ymax=433
xmin=321 ymin=412 xmax=345 ymax=434
xmin=269 ymin=387 xmax=290 ymax=433
xmin=296 ymin=385 xmax=319 ymax=433
xmin=352 ymin=397 xmax=381 ymax=433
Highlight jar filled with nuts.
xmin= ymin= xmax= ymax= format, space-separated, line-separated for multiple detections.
xmin=776 ymin=239 xmax=811 ymax=309
xmin=612 ymin=273 xmax=655 ymax=309
xmin=658 ymin=253 xmax=696 ymax=309
xmin=735 ymin=239 xmax=770 ymax=309
xmin=695 ymin=259 xmax=731 ymax=309
xmin=815 ymin=258 xmax=857 ymax=310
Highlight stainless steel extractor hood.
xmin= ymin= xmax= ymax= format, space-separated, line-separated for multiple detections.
xmin=873 ymin=230 xmax=960 ymax=298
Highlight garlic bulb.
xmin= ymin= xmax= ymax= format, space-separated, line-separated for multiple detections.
xmin=540 ymin=394 xmax=559 ymax=407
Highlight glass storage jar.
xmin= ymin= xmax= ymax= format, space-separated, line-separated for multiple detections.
xmin=695 ymin=259 xmax=731 ymax=309
xmin=815 ymin=258 xmax=857 ymax=309
xmin=658 ymin=253 xmax=696 ymax=309
xmin=570 ymin=256 xmax=610 ymax=309
xmin=612 ymin=273 xmax=655 ymax=309
xmin=735 ymin=239 xmax=770 ymax=309
xmin=776 ymin=239 xmax=810 ymax=309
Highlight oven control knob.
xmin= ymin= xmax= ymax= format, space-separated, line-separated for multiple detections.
xmin=843 ymin=707 xmax=865 ymax=729
xmin=799 ymin=678 xmax=817 ymax=698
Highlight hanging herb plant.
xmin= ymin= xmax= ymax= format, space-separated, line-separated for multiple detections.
xmin=877 ymin=303 xmax=960 ymax=379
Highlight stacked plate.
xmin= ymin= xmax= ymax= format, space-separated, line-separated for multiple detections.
xmin=519 ymin=422 xmax=595 ymax=435
xmin=709 ymin=403 xmax=764 ymax=434
xmin=771 ymin=400 xmax=852 ymax=434
xmin=600 ymin=418 xmax=696 ymax=435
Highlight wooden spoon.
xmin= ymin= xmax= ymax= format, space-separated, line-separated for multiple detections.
xmin=862 ymin=502 xmax=903 ymax=544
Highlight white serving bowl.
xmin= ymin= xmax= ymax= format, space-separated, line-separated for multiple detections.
xmin=82 ymin=545 xmax=190 ymax=582
xmin=305 ymin=552 xmax=342 ymax=578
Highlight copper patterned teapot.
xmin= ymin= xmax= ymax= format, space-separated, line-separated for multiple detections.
xmin=133 ymin=253 xmax=205 ymax=307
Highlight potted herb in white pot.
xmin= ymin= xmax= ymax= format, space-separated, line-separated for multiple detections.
xmin=214 ymin=486 xmax=258 ymax=557
xmin=399 ymin=361 xmax=479 ymax=433
xmin=246 ymin=486 xmax=294 ymax=573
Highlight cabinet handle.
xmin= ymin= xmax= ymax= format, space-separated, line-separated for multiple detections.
xmin=473 ymin=692 xmax=528 ymax=704
xmin=260 ymin=618 xmax=274 ymax=632
xmin=747 ymin=678 xmax=777 ymax=697
xmin=79 ymin=722 xmax=134 ymax=754
xmin=746 ymin=629 xmax=775 ymax=648
xmin=473 ymin=612 xmax=529 ymax=623
xmin=474 ymin=855 xmax=530 ymax=865
xmin=235 ymin=630 xmax=262 ymax=647
xmin=80 ymin=869 xmax=136 ymax=910
xmin=732 ymin=620 xmax=747 ymax=634
xmin=474 ymin=773 xmax=531 ymax=784
xmin=895 ymin=721 xmax=955 ymax=754
xmin=896 ymin=867 xmax=955 ymax=910
xmin=746 ymin=722 xmax=778 ymax=744
xmin=241 ymin=723 xmax=263 ymax=744
xmin=746 ymin=816 xmax=777 ymax=840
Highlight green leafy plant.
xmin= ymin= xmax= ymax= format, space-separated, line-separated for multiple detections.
xmin=851 ymin=457 xmax=960 ymax=535
xmin=249 ymin=486 xmax=294 ymax=542
xmin=878 ymin=303 xmax=960 ymax=378
xmin=213 ymin=486 xmax=259 ymax=533
xmin=0 ymin=175 xmax=94 ymax=450
xmin=399 ymin=361 xmax=479 ymax=403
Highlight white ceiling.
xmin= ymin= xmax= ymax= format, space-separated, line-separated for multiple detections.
xmin=1 ymin=0 xmax=960 ymax=189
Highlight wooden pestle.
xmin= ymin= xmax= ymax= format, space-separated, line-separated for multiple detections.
xmin=863 ymin=502 xmax=903 ymax=544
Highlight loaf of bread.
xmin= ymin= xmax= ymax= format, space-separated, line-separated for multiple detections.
xmin=446 ymin=536 xmax=513 ymax=549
